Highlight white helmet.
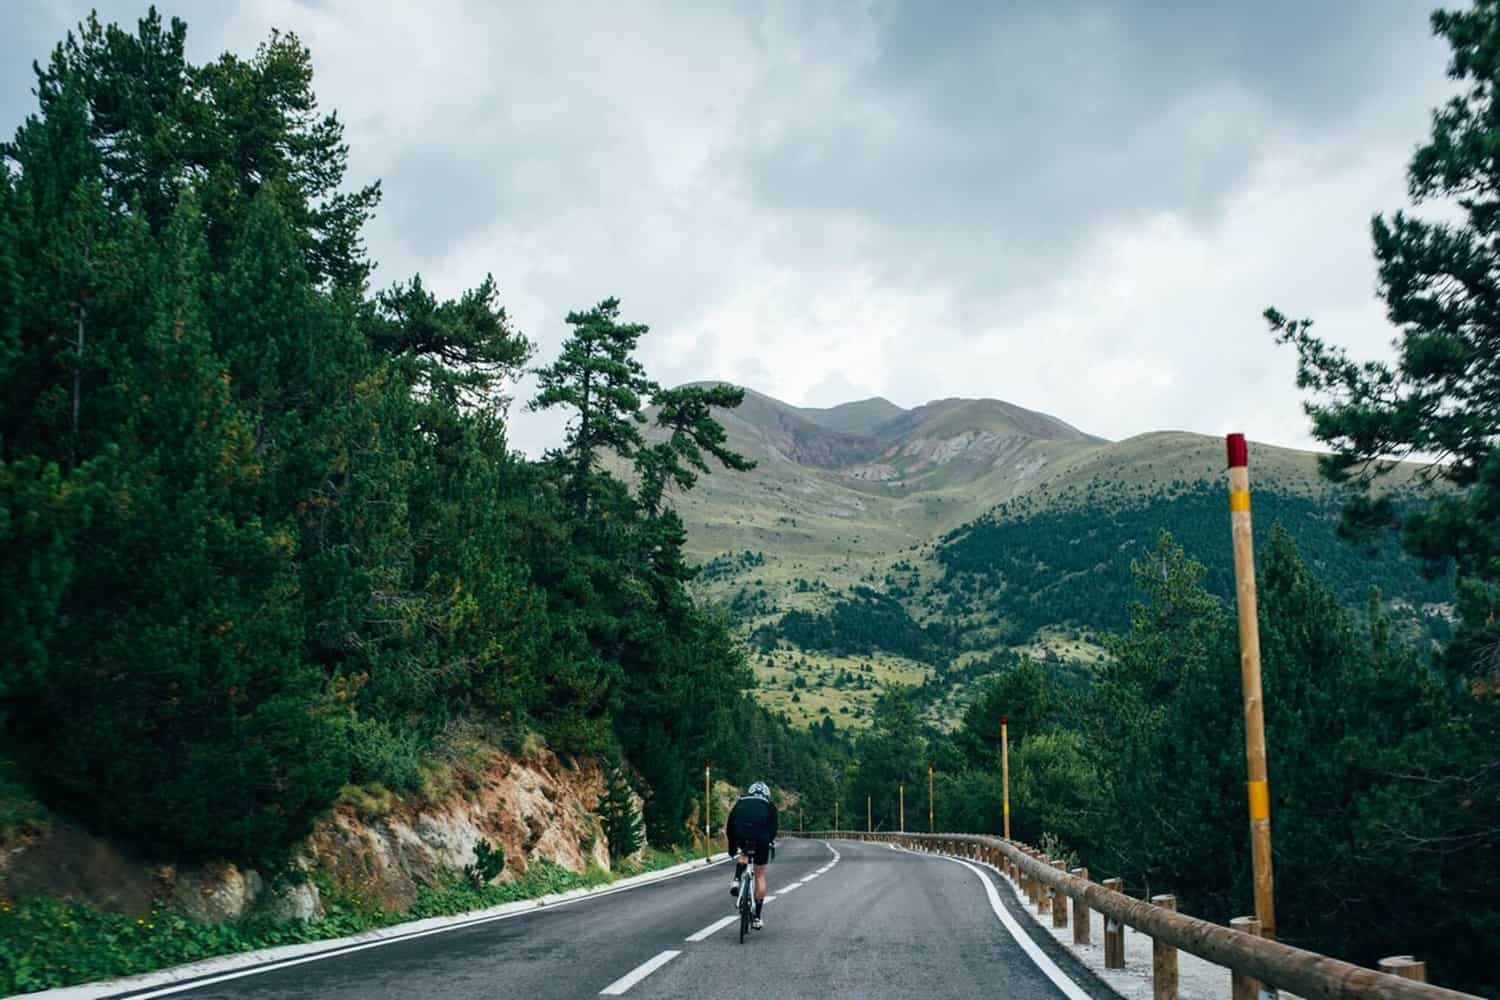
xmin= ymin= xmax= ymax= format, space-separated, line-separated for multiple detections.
xmin=747 ymin=781 xmax=771 ymax=800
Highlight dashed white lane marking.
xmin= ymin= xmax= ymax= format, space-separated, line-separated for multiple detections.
xmin=679 ymin=841 xmax=834 ymax=944
xmin=891 ymin=845 xmax=1092 ymax=1000
xmin=599 ymin=950 xmax=681 ymax=995
xmin=684 ymin=916 xmax=738 ymax=942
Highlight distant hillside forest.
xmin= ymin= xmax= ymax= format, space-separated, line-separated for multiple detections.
xmin=934 ymin=483 xmax=1455 ymax=641
xmin=749 ymin=483 xmax=1455 ymax=665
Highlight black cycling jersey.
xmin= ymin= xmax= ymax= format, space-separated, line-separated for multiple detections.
xmin=726 ymin=794 xmax=779 ymax=848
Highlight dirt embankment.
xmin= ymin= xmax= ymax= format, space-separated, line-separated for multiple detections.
xmin=0 ymin=747 xmax=627 ymax=922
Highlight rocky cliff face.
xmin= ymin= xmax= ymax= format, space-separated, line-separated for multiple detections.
xmin=306 ymin=748 xmax=615 ymax=912
xmin=0 ymin=748 xmax=623 ymax=922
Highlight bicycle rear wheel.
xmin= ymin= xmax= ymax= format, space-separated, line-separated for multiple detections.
xmin=738 ymin=868 xmax=752 ymax=943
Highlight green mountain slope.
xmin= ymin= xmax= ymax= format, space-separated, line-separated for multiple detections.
xmin=665 ymin=384 xmax=1445 ymax=731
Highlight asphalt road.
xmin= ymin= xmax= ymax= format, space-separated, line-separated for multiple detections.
xmin=109 ymin=838 xmax=1117 ymax=1000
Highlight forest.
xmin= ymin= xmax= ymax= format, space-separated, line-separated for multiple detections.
xmin=935 ymin=483 xmax=1455 ymax=642
xmin=0 ymin=10 xmax=835 ymax=864
xmin=842 ymin=529 xmax=1497 ymax=994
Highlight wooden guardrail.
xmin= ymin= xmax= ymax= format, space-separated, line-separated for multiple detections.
xmin=806 ymin=831 xmax=1482 ymax=1000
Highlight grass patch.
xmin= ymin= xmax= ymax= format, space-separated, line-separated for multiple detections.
xmin=335 ymin=783 xmax=397 ymax=819
xmin=0 ymin=855 xmax=690 ymax=996
xmin=616 ymin=845 xmax=693 ymax=877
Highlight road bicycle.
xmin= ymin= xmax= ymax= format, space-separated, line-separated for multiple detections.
xmin=734 ymin=845 xmax=757 ymax=943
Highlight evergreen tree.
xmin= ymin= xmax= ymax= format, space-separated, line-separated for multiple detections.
xmin=1263 ymin=10 xmax=1499 ymax=982
xmin=528 ymin=298 xmax=655 ymax=518
xmin=634 ymin=383 xmax=755 ymax=518
xmin=599 ymin=762 xmax=644 ymax=862
xmin=1267 ymin=1 xmax=1500 ymax=688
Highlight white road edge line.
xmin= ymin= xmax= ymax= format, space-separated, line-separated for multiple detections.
xmin=779 ymin=883 xmax=802 ymax=893
xmin=891 ymin=844 xmax=1092 ymax=1000
xmin=599 ymin=950 xmax=681 ymax=995
xmin=684 ymin=916 xmax=738 ymax=942
xmin=44 ymin=857 xmax=731 ymax=1000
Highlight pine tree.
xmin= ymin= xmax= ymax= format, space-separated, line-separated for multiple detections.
xmin=634 ymin=383 xmax=755 ymax=518
xmin=599 ymin=762 xmax=644 ymax=862
xmin=528 ymin=298 xmax=655 ymax=517
xmin=1267 ymin=2 xmax=1500 ymax=686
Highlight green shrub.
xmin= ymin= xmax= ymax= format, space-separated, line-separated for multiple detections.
xmin=346 ymin=717 xmax=429 ymax=795
xmin=462 ymin=840 xmax=505 ymax=889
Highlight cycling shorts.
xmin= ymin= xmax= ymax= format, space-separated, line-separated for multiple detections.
xmin=736 ymin=838 xmax=771 ymax=865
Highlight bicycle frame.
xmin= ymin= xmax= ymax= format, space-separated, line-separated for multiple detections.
xmin=736 ymin=848 xmax=757 ymax=941
xmin=737 ymin=852 xmax=757 ymax=908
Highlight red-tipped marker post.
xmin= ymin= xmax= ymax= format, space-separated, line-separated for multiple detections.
xmin=1226 ymin=433 xmax=1277 ymax=946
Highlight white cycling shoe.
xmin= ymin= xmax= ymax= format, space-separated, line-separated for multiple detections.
xmin=751 ymin=916 xmax=764 ymax=930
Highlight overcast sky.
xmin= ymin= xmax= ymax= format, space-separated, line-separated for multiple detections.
xmin=2 ymin=2 xmax=1458 ymax=455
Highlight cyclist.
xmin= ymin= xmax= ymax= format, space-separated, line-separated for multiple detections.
xmin=725 ymin=781 xmax=778 ymax=930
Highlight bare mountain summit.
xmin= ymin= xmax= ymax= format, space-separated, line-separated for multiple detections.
xmin=663 ymin=382 xmax=1324 ymax=565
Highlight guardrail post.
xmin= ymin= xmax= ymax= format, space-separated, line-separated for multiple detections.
xmin=1378 ymin=957 xmax=1427 ymax=982
xmin=1230 ymin=917 xmax=1262 ymax=1000
xmin=1152 ymin=895 xmax=1178 ymax=1000
xmin=1037 ymin=857 xmax=1052 ymax=916
xmin=1052 ymin=860 xmax=1068 ymax=928
xmin=1071 ymin=868 xmax=1090 ymax=944
xmin=1103 ymin=877 xmax=1125 ymax=969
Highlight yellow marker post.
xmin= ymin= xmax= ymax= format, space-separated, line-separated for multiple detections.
xmin=1001 ymin=715 xmax=1011 ymax=839
xmin=928 ymin=761 xmax=935 ymax=833
xmin=1227 ymin=434 xmax=1277 ymax=943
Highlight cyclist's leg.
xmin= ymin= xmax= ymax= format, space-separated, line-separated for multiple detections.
xmin=731 ymin=846 xmax=749 ymax=895
xmin=752 ymin=839 xmax=770 ymax=917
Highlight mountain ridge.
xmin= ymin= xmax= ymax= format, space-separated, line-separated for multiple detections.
xmin=657 ymin=382 xmax=1443 ymax=732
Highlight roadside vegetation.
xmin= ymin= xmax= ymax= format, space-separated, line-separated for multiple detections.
xmin=0 ymin=849 xmax=694 ymax=995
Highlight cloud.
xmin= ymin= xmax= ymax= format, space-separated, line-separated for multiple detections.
xmin=0 ymin=0 xmax=1460 ymax=457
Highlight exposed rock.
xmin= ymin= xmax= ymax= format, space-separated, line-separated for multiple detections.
xmin=170 ymin=861 xmax=263 ymax=923
xmin=263 ymin=880 xmax=324 ymax=922
xmin=304 ymin=748 xmax=611 ymax=912
xmin=1 ymin=747 xmax=614 ymax=925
